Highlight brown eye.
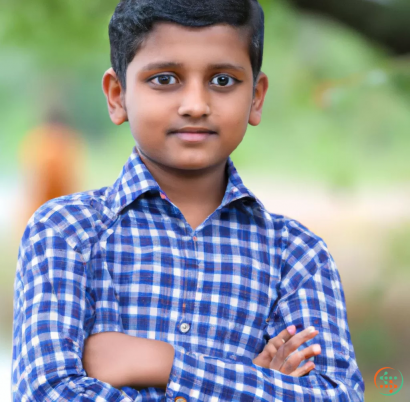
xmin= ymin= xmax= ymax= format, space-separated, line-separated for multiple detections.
xmin=211 ymin=75 xmax=237 ymax=87
xmin=150 ymin=75 xmax=177 ymax=85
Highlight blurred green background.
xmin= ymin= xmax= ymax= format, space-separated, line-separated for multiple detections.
xmin=1 ymin=0 xmax=409 ymax=400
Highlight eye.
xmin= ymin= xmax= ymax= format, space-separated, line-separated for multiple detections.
xmin=210 ymin=75 xmax=238 ymax=87
xmin=148 ymin=73 xmax=239 ymax=87
xmin=149 ymin=75 xmax=178 ymax=86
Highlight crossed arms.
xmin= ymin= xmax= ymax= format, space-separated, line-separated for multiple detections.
xmin=82 ymin=325 xmax=321 ymax=390
xmin=12 ymin=219 xmax=365 ymax=401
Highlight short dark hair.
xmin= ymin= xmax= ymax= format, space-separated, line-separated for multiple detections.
xmin=109 ymin=0 xmax=265 ymax=94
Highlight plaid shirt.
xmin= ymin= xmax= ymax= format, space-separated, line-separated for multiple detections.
xmin=12 ymin=147 xmax=364 ymax=401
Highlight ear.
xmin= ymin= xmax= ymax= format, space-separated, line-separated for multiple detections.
xmin=102 ymin=68 xmax=128 ymax=125
xmin=248 ymin=72 xmax=269 ymax=126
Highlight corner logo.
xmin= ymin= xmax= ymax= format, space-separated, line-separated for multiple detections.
xmin=374 ymin=367 xmax=403 ymax=395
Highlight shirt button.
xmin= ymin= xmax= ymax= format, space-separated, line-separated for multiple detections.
xmin=180 ymin=323 xmax=190 ymax=333
xmin=193 ymin=236 xmax=197 ymax=241
xmin=160 ymin=192 xmax=166 ymax=200
xmin=175 ymin=397 xmax=187 ymax=402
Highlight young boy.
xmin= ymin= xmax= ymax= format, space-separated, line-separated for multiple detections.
xmin=12 ymin=0 xmax=365 ymax=400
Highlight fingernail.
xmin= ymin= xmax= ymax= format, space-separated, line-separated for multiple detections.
xmin=305 ymin=362 xmax=315 ymax=370
xmin=286 ymin=325 xmax=296 ymax=335
xmin=312 ymin=344 xmax=321 ymax=353
xmin=307 ymin=326 xmax=315 ymax=334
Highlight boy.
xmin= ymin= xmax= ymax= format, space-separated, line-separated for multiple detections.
xmin=12 ymin=0 xmax=365 ymax=400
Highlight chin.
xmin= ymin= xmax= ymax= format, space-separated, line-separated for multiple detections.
xmin=173 ymin=162 xmax=210 ymax=171
xmin=170 ymin=157 xmax=215 ymax=171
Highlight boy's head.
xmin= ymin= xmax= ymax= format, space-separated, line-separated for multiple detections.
xmin=103 ymin=0 xmax=269 ymax=173
xmin=109 ymin=0 xmax=265 ymax=93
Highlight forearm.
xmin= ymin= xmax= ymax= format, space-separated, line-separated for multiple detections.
xmin=166 ymin=345 xmax=364 ymax=402
xmin=83 ymin=332 xmax=175 ymax=389
xmin=14 ymin=373 xmax=133 ymax=402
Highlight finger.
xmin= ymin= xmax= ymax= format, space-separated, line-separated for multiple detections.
xmin=289 ymin=361 xmax=315 ymax=377
xmin=265 ymin=342 xmax=278 ymax=356
xmin=278 ymin=326 xmax=319 ymax=360
xmin=298 ymin=343 xmax=322 ymax=362
xmin=270 ymin=327 xmax=319 ymax=371
xmin=253 ymin=325 xmax=297 ymax=368
xmin=259 ymin=341 xmax=278 ymax=362
xmin=269 ymin=325 xmax=297 ymax=350
xmin=253 ymin=339 xmax=282 ymax=368
xmin=276 ymin=344 xmax=322 ymax=374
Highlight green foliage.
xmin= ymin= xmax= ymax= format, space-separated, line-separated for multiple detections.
xmin=353 ymin=320 xmax=397 ymax=372
xmin=0 ymin=0 xmax=117 ymax=70
xmin=1 ymin=0 xmax=410 ymax=189
xmin=231 ymin=1 xmax=410 ymax=188
xmin=383 ymin=222 xmax=410 ymax=280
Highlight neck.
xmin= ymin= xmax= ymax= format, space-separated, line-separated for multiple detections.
xmin=136 ymin=149 xmax=229 ymax=213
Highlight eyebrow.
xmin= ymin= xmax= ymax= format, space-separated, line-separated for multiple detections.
xmin=140 ymin=61 xmax=245 ymax=72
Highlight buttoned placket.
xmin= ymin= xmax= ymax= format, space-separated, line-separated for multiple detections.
xmin=159 ymin=191 xmax=200 ymax=342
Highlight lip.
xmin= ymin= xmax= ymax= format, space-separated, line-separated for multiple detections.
xmin=172 ymin=132 xmax=216 ymax=142
xmin=168 ymin=126 xmax=217 ymax=134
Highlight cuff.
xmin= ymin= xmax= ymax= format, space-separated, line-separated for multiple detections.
xmin=164 ymin=345 xmax=220 ymax=401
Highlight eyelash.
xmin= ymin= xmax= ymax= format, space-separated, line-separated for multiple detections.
xmin=148 ymin=74 xmax=240 ymax=87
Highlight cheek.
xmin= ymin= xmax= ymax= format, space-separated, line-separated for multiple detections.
xmin=217 ymin=98 xmax=250 ymax=133
xmin=127 ymin=93 xmax=169 ymax=131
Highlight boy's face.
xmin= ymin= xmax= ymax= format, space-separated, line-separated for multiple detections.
xmin=103 ymin=22 xmax=268 ymax=172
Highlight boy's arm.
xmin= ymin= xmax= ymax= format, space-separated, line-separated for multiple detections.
xmin=165 ymin=262 xmax=363 ymax=402
xmin=11 ymin=219 xmax=147 ymax=402
xmin=82 ymin=325 xmax=319 ymax=389
xmin=82 ymin=332 xmax=175 ymax=390
xmin=161 ymin=220 xmax=364 ymax=401
xmin=83 ymin=219 xmax=365 ymax=402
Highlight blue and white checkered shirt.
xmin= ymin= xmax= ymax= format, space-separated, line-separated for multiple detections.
xmin=12 ymin=147 xmax=364 ymax=401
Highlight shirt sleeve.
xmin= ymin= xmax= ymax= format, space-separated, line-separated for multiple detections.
xmin=164 ymin=219 xmax=365 ymax=401
xmin=11 ymin=220 xmax=134 ymax=402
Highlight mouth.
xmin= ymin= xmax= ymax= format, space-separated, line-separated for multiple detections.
xmin=170 ymin=132 xmax=216 ymax=142
xmin=168 ymin=127 xmax=217 ymax=142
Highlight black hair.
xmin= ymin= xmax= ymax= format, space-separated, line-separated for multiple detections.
xmin=108 ymin=0 xmax=265 ymax=94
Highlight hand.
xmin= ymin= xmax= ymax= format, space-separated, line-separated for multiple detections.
xmin=252 ymin=325 xmax=321 ymax=377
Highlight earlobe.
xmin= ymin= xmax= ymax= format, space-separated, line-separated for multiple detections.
xmin=102 ymin=68 xmax=128 ymax=125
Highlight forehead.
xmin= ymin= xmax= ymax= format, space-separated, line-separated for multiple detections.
xmin=131 ymin=21 xmax=251 ymax=69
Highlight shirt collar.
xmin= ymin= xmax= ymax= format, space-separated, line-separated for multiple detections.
xmin=107 ymin=147 xmax=265 ymax=215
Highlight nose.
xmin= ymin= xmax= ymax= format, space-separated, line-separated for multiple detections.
xmin=178 ymin=79 xmax=211 ymax=118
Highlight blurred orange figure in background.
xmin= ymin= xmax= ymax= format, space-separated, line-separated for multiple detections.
xmin=18 ymin=111 xmax=86 ymax=227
